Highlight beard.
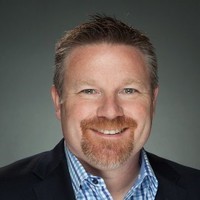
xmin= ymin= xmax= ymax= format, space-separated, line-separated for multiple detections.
xmin=80 ymin=116 xmax=137 ymax=169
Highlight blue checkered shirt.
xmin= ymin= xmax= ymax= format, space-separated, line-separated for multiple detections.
xmin=65 ymin=146 xmax=158 ymax=200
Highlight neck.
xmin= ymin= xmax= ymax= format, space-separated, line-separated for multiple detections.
xmin=82 ymin=151 xmax=141 ymax=200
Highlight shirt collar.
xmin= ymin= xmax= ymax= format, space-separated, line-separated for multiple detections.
xmin=64 ymin=144 xmax=88 ymax=193
xmin=64 ymin=143 xmax=157 ymax=195
xmin=136 ymin=149 xmax=157 ymax=185
xmin=125 ymin=149 xmax=158 ymax=198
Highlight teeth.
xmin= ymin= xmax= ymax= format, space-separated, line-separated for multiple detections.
xmin=99 ymin=129 xmax=122 ymax=135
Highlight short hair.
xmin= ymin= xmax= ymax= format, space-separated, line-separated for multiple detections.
xmin=54 ymin=14 xmax=158 ymax=98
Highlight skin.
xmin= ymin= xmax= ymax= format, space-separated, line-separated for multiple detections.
xmin=51 ymin=43 xmax=159 ymax=199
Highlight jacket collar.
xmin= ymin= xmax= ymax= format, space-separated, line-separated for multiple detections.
xmin=147 ymin=152 xmax=187 ymax=200
xmin=27 ymin=140 xmax=187 ymax=200
xmin=30 ymin=139 xmax=76 ymax=200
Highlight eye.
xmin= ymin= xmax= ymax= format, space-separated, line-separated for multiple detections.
xmin=80 ymin=89 xmax=97 ymax=94
xmin=121 ymin=88 xmax=136 ymax=94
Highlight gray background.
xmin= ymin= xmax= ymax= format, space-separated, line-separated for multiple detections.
xmin=0 ymin=0 xmax=199 ymax=169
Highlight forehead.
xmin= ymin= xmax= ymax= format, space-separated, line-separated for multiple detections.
xmin=65 ymin=43 xmax=146 ymax=66
xmin=63 ymin=43 xmax=150 ymax=88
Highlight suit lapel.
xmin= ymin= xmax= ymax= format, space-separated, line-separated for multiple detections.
xmin=33 ymin=161 xmax=75 ymax=200
xmin=147 ymin=152 xmax=187 ymax=200
xmin=21 ymin=142 xmax=188 ymax=200
xmin=155 ymin=174 xmax=186 ymax=200
xmin=27 ymin=139 xmax=76 ymax=200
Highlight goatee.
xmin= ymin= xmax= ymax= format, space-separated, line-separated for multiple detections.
xmin=80 ymin=116 xmax=137 ymax=169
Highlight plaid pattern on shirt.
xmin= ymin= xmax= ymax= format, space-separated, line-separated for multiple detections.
xmin=65 ymin=145 xmax=158 ymax=200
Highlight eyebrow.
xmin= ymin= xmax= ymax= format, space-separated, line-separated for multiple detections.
xmin=122 ymin=78 xmax=151 ymax=92
xmin=74 ymin=78 xmax=145 ymax=88
xmin=121 ymin=78 xmax=145 ymax=86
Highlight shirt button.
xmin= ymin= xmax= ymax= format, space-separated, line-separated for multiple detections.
xmin=92 ymin=178 xmax=98 ymax=184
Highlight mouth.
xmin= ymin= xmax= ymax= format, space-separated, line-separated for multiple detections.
xmin=91 ymin=128 xmax=127 ymax=135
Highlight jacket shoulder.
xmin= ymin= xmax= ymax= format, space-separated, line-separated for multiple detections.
xmin=147 ymin=151 xmax=200 ymax=177
xmin=0 ymin=151 xmax=49 ymax=199
xmin=0 ymin=139 xmax=66 ymax=199
xmin=0 ymin=151 xmax=48 ymax=179
xmin=147 ymin=152 xmax=200 ymax=199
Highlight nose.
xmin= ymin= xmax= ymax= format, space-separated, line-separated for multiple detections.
xmin=97 ymin=95 xmax=124 ymax=119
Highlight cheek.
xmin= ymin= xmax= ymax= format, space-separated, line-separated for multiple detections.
xmin=123 ymin=100 xmax=152 ymax=121
xmin=124 ymin=101 xmax=153 ymax=136
xmin=62 ymin=100 xmax=97 ymax=126
xmin=66 ymin=102 xmax=95 ymax=121
xmin=61 ymin=100 xmax=101 ymax=157
xmin=135 ymin=108 xmax=153 ymax=147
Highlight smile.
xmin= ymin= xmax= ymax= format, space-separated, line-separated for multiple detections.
xmin=96 ymin=128 xmax=125 ymax=135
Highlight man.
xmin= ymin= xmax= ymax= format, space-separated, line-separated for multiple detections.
xmin=0 ymin=14 xmax=199 ymax=200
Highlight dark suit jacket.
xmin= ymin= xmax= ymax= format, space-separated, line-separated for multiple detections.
xmin=0 ymin=139 xmax=200 ymax=200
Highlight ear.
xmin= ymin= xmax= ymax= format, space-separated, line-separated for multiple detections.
xmin=51 ymin=85 xmax=61 ymax=120
xmin=152 ymin=86 xmax=159 ymax=114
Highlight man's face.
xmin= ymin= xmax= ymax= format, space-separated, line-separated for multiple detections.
xmin=52 ymin=43 xmax=158 ymax=170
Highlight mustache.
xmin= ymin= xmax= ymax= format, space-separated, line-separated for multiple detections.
xmin=80 ymin=116 xmax=137 ymax=131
